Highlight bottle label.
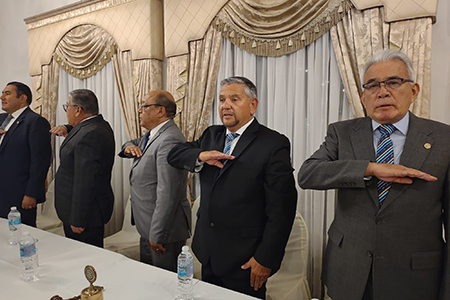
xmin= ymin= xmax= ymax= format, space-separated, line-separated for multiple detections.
xmin=20 ymin=244 xmax=36 ymax=258
xmin=178 ymin=261 xmax=193 ymax=277
xmin=8 ymin=218 xmax=21 ymax=230
xmin=178 ymin=264 xmax=187 ymax=277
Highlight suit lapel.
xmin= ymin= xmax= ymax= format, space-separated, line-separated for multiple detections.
xmin=379 ymin=114 xmax=434 ymax=212
xmin=0 ymin=107 xmax=30 ymax=153
xmin=350 ymin=118 xmax=380 ymax=207
xmin=350 ymin=118 xmax=376 ymax=161
xmin=60 ymin=115 xmax=100 ymax=150
xmin=60 ymin=122 xmax=84 ymax=150
xmin=216 ymin=119 xmax=259 ymax=180
xmin=131 ymin=119 xmax=174 ymax=169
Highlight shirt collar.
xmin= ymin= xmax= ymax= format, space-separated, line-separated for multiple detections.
xmin=150 ymin=119 xmax=170 ymax=139
xmin=226 ymin=117 xmax=255 ymax=136
xmin=80 ymin=114 xmax=98 ymax=123
xmin=371 ymin=111 xmax=409 ymax=136
xmin=11 ymin=106 xmax=28 ymax=119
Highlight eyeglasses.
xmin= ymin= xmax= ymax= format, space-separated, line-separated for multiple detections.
xmin=62 ymin=103 xmax=80 ymax=112
xmin=362 ymin=78 xmax=413 ymax=93
xmin=139 ymin=104 xmax=162 ymax=110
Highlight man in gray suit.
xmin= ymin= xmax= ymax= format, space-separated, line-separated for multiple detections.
xmin=298 ymin=50 xmax=450 ymax=300
xmin=119 ymin=90 xmax=190 ymax=272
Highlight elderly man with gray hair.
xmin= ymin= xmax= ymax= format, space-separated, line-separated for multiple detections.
xmin=298 ymin=50 xmax=450 ymax=300
xmin=51 ymin=89 xmax=115 ymax=248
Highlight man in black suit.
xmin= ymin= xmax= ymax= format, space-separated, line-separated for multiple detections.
xmin=0 ymin=81 xmax=51 ymax=226
xmin=52 ymin=89 xmax=115 ymax=248
xmin=298 ymin=50 xmax=449 ymax=300
xmin=168 ymin=77 xmax=297 ymax=299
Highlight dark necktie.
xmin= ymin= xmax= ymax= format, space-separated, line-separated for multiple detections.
xmin=223 ymin=133 xmax=239 ymax=155
xmin=141 ymin=131 xmax=150 ymax=150
xmin=376 ymin=124 xmax=396 ymax=206
xmin=0 ymin=114 xmax=13 ymax=130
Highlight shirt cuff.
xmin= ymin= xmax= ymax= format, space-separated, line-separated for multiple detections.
xmin=195 ymin=159 xmax=204 ymax=172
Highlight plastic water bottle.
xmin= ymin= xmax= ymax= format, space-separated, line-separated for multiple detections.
xmin=8 ymin=206 xmax=22 ymax=245
xmin=177 ymin=245 xmax=194 ymax=300
xmin=19 ymin=232 xmax=38 ymax=281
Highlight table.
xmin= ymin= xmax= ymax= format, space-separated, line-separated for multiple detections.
xmin=0 ymin=218 xmax=257 ymax=300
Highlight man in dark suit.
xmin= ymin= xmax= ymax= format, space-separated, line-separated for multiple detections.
xmin=168 ymin=77 xmax=297 ymax=299
xmin=0 ymin=81 xmax=51 ymax=226
xmin=52 ymin=89 xmax=115 ymax=248
xmin=119 ymin=90 xmax=190 ymax=272
xmin=298 ymin=50 xmax=449 ymax=300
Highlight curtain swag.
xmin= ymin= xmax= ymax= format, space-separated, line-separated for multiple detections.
xmin=53 ymin=24 xmax=118 ymax=79
xmin=213 ymin=0 xmax=352 ymax=57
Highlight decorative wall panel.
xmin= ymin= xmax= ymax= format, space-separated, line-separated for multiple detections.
xmin=25 ymin=0 xmax=163 ymax=76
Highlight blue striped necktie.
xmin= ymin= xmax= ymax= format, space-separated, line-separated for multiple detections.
xmin=223 ymin=133 xmax=239 ymax=155
xmin=376 ymin=124 xmax=396 ymax=206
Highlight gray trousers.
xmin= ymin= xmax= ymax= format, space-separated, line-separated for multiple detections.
xmin=139 ymin=236 xmax=185 ymax=272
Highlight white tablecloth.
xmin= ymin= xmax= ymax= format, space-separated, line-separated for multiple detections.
xmin=0 ymin=218 xmax=257 ymax=300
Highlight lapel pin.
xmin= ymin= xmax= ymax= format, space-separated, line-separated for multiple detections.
xmin=424 ymin=143 xmax=431 ymax=150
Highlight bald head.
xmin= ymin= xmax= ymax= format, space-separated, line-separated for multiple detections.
xmin=139 ymin=90 xmax=178 ymax=130
xmin=148 ymin=90 xmax=177 ymax=118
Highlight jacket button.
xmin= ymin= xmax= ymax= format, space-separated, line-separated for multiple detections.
xmin=375 ymin=218 xmax=382 ymax=225
xmin=366 ymin=251 xmax=373 ymax=258
xmin=210 ymin=222 xmax=215 ymax=227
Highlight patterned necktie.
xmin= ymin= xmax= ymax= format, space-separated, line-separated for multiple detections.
xmin=0 ymin=114 xmax=13 ymax=130
xmin=223 ymin=133 xmax=239 ymax=155
xmin=141 ymin=131 xmax=150 ymax=150
xmin=376 ymin=124 xmax=396 ymax=206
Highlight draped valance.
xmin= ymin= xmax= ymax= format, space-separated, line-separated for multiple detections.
xmin=53 ymin=25 xmax=117 ymax=79
xmin=211 ymin=0 xmax=352 ymax=57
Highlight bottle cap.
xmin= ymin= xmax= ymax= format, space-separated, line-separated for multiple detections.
xmin=11 ymin=206 xmax=17 ymax=210
xmin=182 ymin=245 xmax=189 ymax=252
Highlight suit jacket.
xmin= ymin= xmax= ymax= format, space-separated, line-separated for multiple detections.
xmin=0 ymin=108 xmax=51 ymax=225
xmin=298 ymin=113 xmax=450 ymax=300
xmin=168 ymin=119 xmax=297 ymax=279
xmin=54 ymin=115 xmax=115 ymax=228
xmin=118 ymin=119 xmax=191 ymax=244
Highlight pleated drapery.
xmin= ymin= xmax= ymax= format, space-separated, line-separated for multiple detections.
xmin=32 ymin=60 xmax=60 ymax=183
xmin=213 ymin=0 xmax=352 ymax=57
xmin=182 ymin=25 xmax=223 ymax=142
xmin=112 ymin=51 xmax=141 ymax=140
xmin=53 ymin=24 xmax=117 ymax=79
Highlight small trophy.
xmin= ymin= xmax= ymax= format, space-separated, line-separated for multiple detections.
xmin=80 ymin=265 xmax=104 ymax=300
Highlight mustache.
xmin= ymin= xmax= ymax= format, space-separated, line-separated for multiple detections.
xmin=221 ymin=110 xmax=235 ymax=116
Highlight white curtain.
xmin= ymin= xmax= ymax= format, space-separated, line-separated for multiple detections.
xmin=55 ymin=60 xmax=131 ymax=236
xmin=213 ymin=33 xmax=353 ymax=297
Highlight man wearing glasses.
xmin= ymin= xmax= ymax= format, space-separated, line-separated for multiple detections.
xmin=0 ymin=81 xmax=51 ymax=227
xmin=51 ymin=89 xmax=115 ymax=248
xmin=118 ymin=90 xmax=190 ymax=272
xmin=298 ymin=50 xmax=450 ymax=300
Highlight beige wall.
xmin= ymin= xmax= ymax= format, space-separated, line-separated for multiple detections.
xmin=164 ymin=0 xmax=226 ymax=57
xmin=352 ymin=0 xmax=438 ymax=22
